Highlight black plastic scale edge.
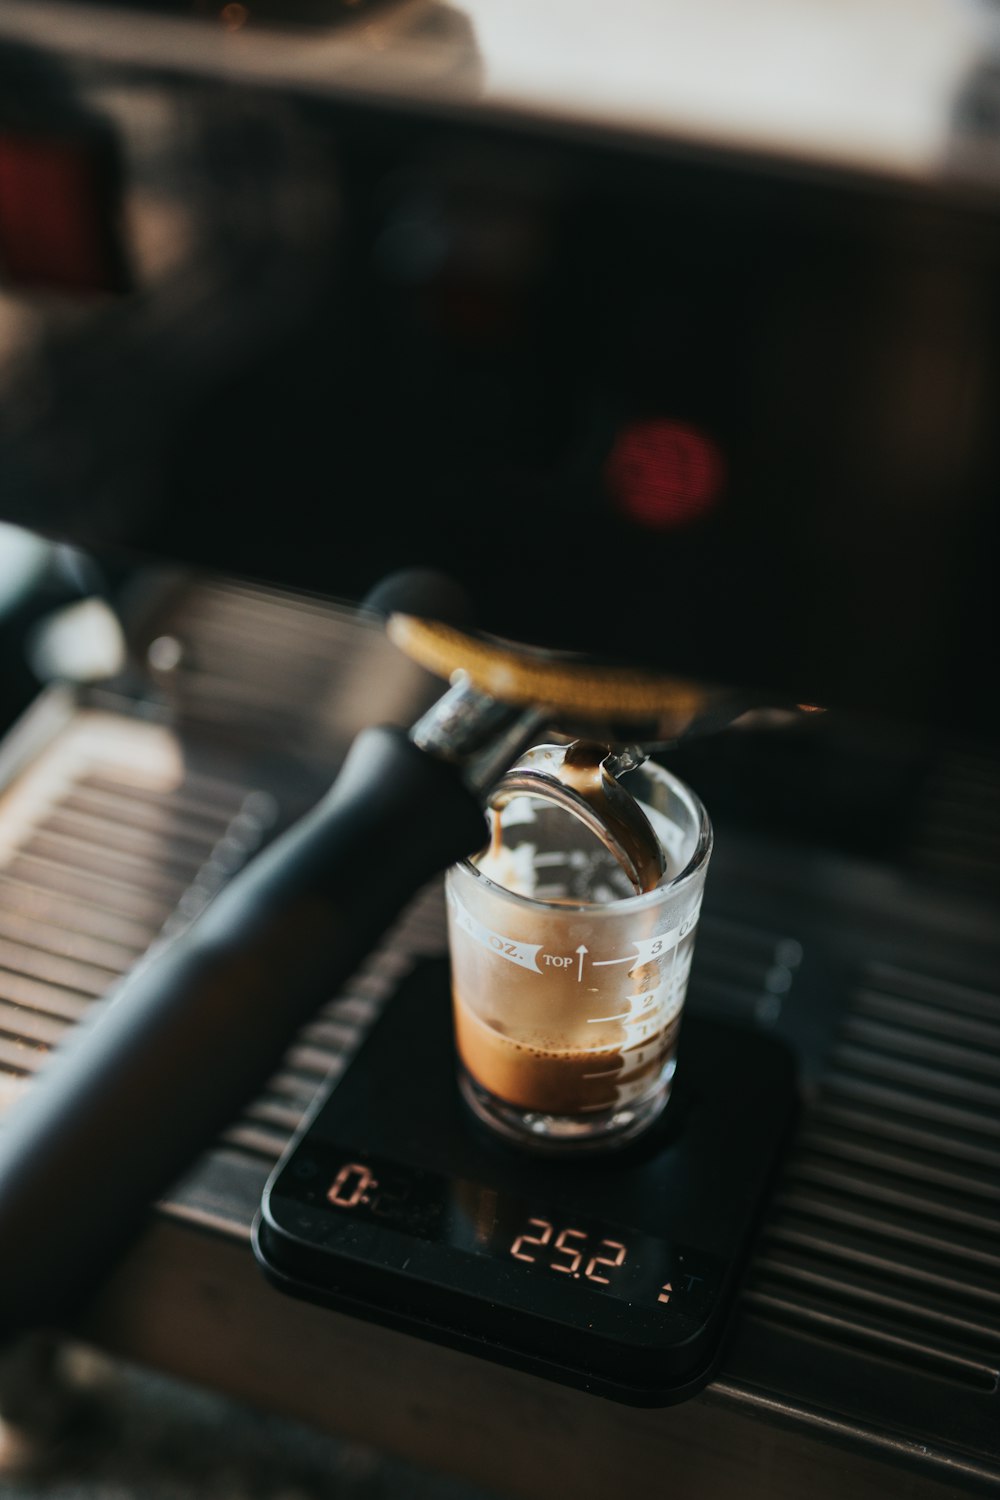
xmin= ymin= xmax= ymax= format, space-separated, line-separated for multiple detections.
xmin=252 ymin=958 xmax=798 ymax=1407
xmin=253 ymin=1212 xmax=730 ymax=1406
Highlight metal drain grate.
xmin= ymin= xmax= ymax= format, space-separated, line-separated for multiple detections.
xmin=0 ymin=704 xmax=452 ymax=1171
xmin=139 ymin=582 xmax=367 ymax=734
xmin=746 ymin=960 xmax=1000 ymax=1392
xmin=688 ymin=909 xmax=803 ymax=1029
xmin=0 ymin=710 xmax=274 ymax=1115
xmin=130 ymin=578 xmax=430 ymax=759
xmin=909 ymin=745 xmax=1000 ymax=888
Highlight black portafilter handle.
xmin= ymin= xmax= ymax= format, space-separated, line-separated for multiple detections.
xmin=0 ymin=570 xmax=489 ymax=1347
xmin=0 ymin=726 xmax=487 ymax=1346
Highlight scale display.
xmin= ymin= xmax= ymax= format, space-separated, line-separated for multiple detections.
xmin=320 ymin=1151 xmax=698 ymax=1307
xmin=254 ymin=958 xmax=796 ymax=1405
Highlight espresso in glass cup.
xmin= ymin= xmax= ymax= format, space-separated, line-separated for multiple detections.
xmin=445 ymin=758 xmax=712 ymax=1153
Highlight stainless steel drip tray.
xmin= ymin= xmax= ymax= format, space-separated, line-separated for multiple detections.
xmin=696 ymin=840 xmax=1000 ymax=1494
xmin=158 ymin=821 xmax=1000 ymax=1496
xmin=0 ymin=679 xmax=996 ymax=1498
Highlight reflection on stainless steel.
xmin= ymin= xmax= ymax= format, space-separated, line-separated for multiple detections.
xmin=1 ymin=0 xmax=997 ymax=187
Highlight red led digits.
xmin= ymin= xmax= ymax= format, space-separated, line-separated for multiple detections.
xmin=327 ymin=1162 xmax=378 ymax=1208
xmin=584 ymin=1240 xmax=627 ymax=1285
xmin=510 ymin=1218 xmax=553 ymax=1261
xmin=509 ymin=1219 xmax=629 ymax=1285
xmin=550 ymin=1228 xmax=588 ymax=1276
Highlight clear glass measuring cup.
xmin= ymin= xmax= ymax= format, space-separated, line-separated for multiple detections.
xmin=445 ymin=755 xmax=712 ymax=1153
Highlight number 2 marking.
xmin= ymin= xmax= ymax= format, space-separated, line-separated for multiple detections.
xmin=585 ymin=1240 xmax=627 ymax=1284
xmin=510 ymin=1218 xmax=553 ymax=1262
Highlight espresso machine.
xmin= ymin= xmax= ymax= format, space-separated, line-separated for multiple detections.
xmin=0 ymin=0 xmax=998 ymax=1493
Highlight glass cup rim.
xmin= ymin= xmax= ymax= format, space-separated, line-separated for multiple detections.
xmin=450 ymin=759 xmax=713 ymax=916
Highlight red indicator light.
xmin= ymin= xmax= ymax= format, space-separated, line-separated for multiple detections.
xmin=605 ymin=418 xmax=724 ymax=530
xmin=0 ymin=133 xmax=125 ymax=295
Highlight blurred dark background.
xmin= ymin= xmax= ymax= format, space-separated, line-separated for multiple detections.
xmin=0 ymin=9 xmax=999 ymax=1498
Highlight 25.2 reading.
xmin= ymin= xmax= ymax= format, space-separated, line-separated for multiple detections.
xmin=510 ymin=1218 xmax=627 ymax=1284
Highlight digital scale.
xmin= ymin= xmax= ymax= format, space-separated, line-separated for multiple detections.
xmin=252 ymin=957 xmax=797 ymax=1406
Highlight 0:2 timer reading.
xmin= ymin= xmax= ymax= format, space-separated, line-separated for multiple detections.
xmin=322 ymin=1161 xmax=671 ymax=1302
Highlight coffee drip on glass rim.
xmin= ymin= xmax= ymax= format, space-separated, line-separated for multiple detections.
xmin=486 ymin=740 xmax=667 ymax=898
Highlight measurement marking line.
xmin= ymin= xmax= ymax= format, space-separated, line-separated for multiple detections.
xmin=587 ymin=1013 xmax=629 ymax=1023
xmin=592 ymin=956 xmax=634 ymax=967
xmin=583 ymin=1068 xmax=621 ymax=1078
